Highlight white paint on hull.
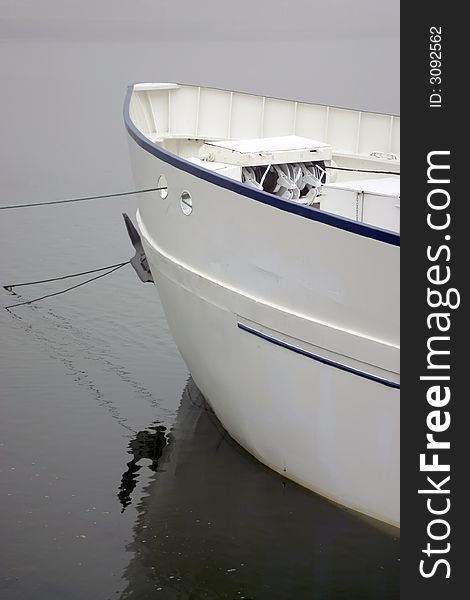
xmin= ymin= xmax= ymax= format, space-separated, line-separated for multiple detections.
xmin=138 ymin=222 xmax=399 ymax=526
xmin=124 ymin=83 xmax=400 ymax=527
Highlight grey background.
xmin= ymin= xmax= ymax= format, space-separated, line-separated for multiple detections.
xmin=0 ymin=3 xmax=399 ymax=598
xmin=1 ymin=0 xmax=399 ymax=207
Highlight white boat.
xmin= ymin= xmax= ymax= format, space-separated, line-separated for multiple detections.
xmin=123 ymin=83 xmax=400 ymax=527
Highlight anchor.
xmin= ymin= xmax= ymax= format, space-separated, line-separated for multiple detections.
xmin=122 ymin=213 xmax=154 ymax=283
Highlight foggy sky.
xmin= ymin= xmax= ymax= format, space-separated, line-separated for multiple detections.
xmin=1 ymin=1 xmax=399 ymax=42
xmin=0 ymin=1 xmax=399 ymax=208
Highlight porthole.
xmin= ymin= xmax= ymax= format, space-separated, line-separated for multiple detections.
xmin=180 ymin=191 xmax=193 ymax=215
xmin=157 ymin=175 xmax=168 ymax=199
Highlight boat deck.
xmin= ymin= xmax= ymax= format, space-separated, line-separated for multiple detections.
xmin=129 ymin=83 xmax=400 ymax=233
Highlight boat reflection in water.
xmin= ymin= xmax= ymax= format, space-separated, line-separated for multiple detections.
xmin=119 ymin=379 xmax=399 ymax=599
xmin=117 ymin=425 xmax=168 ymax=513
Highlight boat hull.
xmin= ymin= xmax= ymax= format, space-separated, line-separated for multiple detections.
xmin=126 ymin=113 xmax=400 ymax=527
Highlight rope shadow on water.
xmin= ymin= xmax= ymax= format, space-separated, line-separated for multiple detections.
xmin=3 ymin=285 xmax=176 ymax=437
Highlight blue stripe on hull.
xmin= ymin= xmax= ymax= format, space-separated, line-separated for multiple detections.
xmin=123 ymin=86 xmax=400 ymax=247
xmin=237 ymin=322 xmax=400 ymax=390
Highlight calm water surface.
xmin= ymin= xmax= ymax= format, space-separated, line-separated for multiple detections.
xmin=1 ymin=29 xmax=399 ymax=600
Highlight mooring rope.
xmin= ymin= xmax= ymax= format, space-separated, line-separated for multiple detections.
xmin=3 ymin=262 xmax=129 ymax=292
xmin=0 ymin=187 xmax=167 ymax=211
xmin=4 ymin=262 xmax=129 ymax=310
